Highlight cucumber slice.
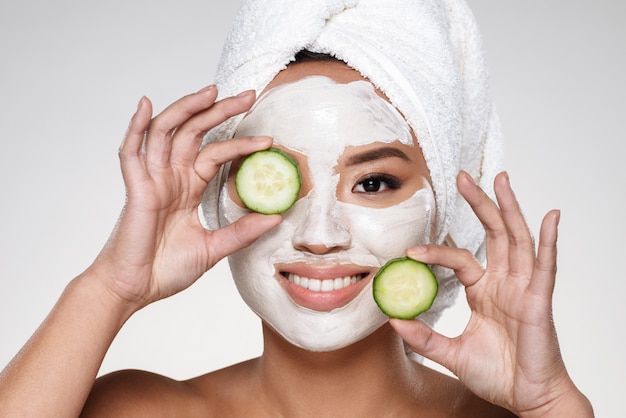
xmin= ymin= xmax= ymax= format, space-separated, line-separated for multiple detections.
xmin=373 ymin=257 xmax=438 ymax=319
xmin=235 ymin=148 xmax=301 ymax=214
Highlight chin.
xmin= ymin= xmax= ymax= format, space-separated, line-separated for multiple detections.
xmin=256 ymin=297 xmax=389 ymax=352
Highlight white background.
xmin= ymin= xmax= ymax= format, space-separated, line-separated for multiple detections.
xmin=0 ymin=1 xmax=623 ymax=416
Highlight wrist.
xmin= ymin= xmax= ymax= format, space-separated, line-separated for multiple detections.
xmin=517 ymin=380 xmax=594 ymax=418
xmin=73 ymin=266 xmax=143 ymax=324
xmin=86 ymin=244 xmax=159 ymax=308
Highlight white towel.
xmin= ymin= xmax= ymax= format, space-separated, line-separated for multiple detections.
xmin=200 ymin=0 xmax=502 ymax=327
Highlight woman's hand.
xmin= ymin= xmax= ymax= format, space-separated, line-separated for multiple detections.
xmin=390 ymin=171 xmax=593 ymax=417
xmin=0 ymin=87 xmax=282 ymax=418
xmin=90 ymin=87 xmax=281 ymax=311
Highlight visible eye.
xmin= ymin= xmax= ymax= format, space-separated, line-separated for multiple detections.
xmin=352 ymin=174 xmax=401 ymax=194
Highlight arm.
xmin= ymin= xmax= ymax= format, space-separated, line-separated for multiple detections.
xmin=0 ymin=87 xmax=280 ymax=417
xmin=391 ymin=171 xmax=593 ymax=417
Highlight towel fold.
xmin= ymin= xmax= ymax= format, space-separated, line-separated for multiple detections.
xmin=200 ymin=0 xmax=503 ymax=327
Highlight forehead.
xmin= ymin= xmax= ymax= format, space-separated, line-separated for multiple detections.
xmin=262 ymin=60 xmax=370 ymax=93
xmin=235 ymin=62 xmax=413 ymax=155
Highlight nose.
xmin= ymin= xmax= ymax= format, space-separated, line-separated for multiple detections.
xmin=291 ymin=195 xmax=351 ymax=255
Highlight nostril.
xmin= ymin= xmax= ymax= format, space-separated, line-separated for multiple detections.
xmin=292 ymin=242 xmax=347 ymax=255
xmin=292 ymin=219 xmax=352 ymax=254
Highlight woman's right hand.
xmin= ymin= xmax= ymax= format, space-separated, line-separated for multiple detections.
xmin=0 ymin=87 xmax=281 ymax=418
xmin=89 ymin=86 xmax=282 ymax=312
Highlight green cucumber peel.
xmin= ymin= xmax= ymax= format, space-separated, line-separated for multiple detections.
xmin=373 ymin=257 xmax=438 ymax=319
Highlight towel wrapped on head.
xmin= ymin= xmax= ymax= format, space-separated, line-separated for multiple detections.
xmin=200 ymin=0 xmax=503 ymax=328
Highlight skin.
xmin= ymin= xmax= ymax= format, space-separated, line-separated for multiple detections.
xmin=221 ymin=73 xmax=436 ymax=352
xmin=0 ymin=61 xmax=593 ymax=417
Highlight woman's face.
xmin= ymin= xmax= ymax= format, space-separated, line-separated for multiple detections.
xmin=219 ymin=61 xmax=435 ymax=351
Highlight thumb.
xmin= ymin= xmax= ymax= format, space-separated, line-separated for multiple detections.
xmin=390 ymin=318 xmax=457 ymax=371
xmin=206 ymin=213 xmax=282 ymax=260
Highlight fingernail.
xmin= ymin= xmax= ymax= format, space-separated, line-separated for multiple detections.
xmin=252 ymin=135 xmax=272 ymax=142
xmin=197 ymin=84 xmax=216 ymax=94
xmin=136 ymin=96 xmax=146 ymax=111
xmin=407 ymin=245 xmax=428 ymax=256
xmin=236 ymin=89 xmax=255 ymax=98
xmin=502 ymin=171 xmax=511 ymax=186
xmin=459 ymin=170 xmax=476 ymax=185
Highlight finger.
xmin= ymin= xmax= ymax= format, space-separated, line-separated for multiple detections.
xmin=144 ymin=85 xmax=218 ymax=168
xmin=390 ymin=318 xmax=458 ymax=372
xmin=206 ymin=213 xmax=282 ymax=260
xmin=457 ymin=171 xmax=509 ymax=274
xmin=529 ymin=210 xmax=560 ymax=297
xmin=119 ymin=97 xmax=152 ymax=184
xmin=406 ymin=244 xmax=484 ymax=287
xmin=169 ymin=90 xmax=257 ymax=165
xmin=493 ymin=172 xmax=536 ymax=279
xmin=194 ymin=135 xmax=273 ymax=184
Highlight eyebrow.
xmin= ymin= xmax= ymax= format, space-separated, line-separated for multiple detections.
xmin=345 ymin=146 xmax=412 ymax=166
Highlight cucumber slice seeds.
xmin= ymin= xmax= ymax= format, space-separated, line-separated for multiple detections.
xmin=373 ymin=257 xmax=438 ymax=319
xmin=235 ymin=148 xmax=301 ymax=215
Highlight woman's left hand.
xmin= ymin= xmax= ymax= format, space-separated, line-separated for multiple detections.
xmin=390 ymin=171 xmax=593 ymax=417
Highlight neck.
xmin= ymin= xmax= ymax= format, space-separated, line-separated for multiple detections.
xmin=256 ymin=322 xmax=423 ymax=416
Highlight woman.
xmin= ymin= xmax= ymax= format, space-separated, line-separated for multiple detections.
xmin=0 ymin=0 xmax=593 ymax=416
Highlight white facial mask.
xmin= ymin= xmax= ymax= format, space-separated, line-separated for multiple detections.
xmin=219 ymin=76 xmax=436 ymax=351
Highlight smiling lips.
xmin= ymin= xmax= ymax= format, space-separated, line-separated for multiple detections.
xmin=283 ymin=272 xmax=365 ymax=292
xmin=276 ymin=264 xmax=373 ymax=311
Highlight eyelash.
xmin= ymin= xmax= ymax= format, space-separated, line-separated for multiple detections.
xmin=352 ymin=174 xmax=402 ymax=194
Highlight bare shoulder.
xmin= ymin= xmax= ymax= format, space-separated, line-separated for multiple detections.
xmin=81 ymin=369 xmax=208 ymax=417
xmin=415 ymin=364 xmax=517 ymax=417
xmin=81 ymin=359 xmax=260 ymax=417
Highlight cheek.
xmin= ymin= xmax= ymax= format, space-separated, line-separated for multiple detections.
xmin=218 ymin=180 xmax=248 ymax=227
xmin=335 ymin=188 xmax=436 ymax=261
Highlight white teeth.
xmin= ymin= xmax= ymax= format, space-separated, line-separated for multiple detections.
xmin=286 ymin=273 xmax=363 ymax=291
xmin=309 ymin=278 xmax=321 ymax=291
